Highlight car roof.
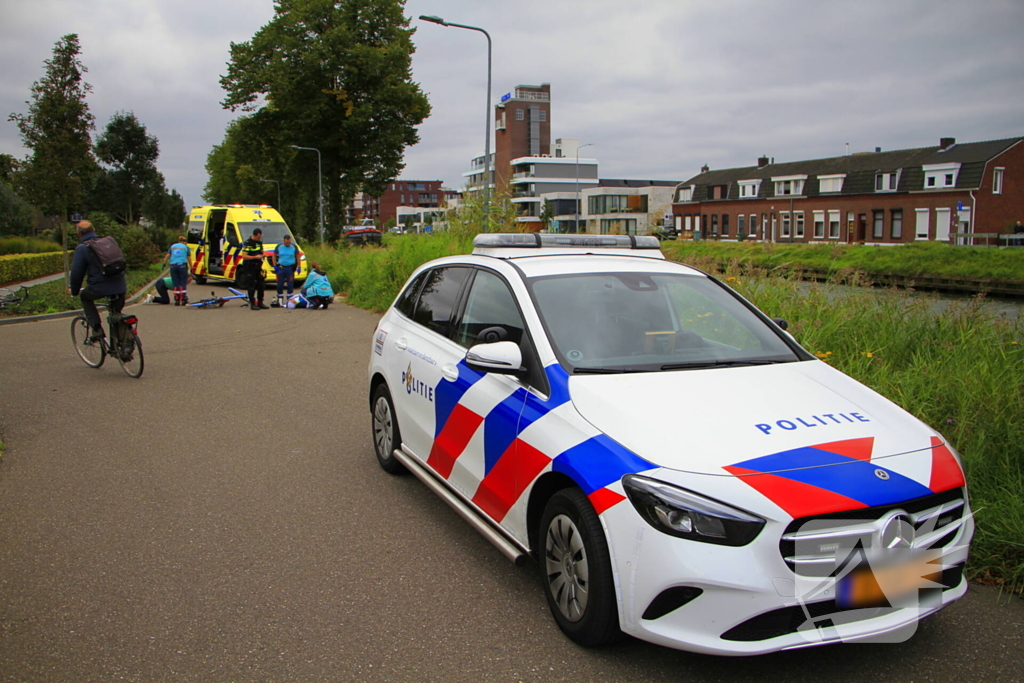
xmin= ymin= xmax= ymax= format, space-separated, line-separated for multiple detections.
xmin=419 ymin=251 xmax=708 ymax=280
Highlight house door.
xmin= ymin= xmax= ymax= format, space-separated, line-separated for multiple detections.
xmin=857 ymin=214 xmax=867 ymax=242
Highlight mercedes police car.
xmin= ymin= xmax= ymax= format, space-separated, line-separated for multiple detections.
xmin=366 ymin=233 xmax=972 ymax=655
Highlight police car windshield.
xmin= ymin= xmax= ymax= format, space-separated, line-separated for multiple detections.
xmin=529 ymin=272 xmax=801 ymax=373
xmin=238 ymin=222 xmax=293 ymax=244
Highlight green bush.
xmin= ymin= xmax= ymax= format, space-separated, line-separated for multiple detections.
xmin=0 ymin=252 xmax=65 ymax=286
xmin=84 ymin=212 xmax=161 ymax=269
xmin=0 ymin=236 xmax=64 ymax=255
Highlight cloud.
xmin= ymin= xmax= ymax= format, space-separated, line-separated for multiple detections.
xmin=2 ymin=0 xmax=1021 ymax=212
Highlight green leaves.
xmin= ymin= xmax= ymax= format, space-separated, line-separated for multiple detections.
xmin=215 ymin=0 xmax=431 ymax=240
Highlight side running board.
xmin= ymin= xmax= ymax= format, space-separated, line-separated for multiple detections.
xmin=393 ymin=448 xmax=529 ymax=567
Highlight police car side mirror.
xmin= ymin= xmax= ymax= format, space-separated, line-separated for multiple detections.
xmin=465 ymin=341 xmax=524 ymax=376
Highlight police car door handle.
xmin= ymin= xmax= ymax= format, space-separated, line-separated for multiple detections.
xmin=395 ymin=337 xmax=408 ymax=351
xmin=441 ymin=364 xmax=459 ymax=382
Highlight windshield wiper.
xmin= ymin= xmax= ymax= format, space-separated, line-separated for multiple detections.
xmin=573 ymin=367 xmax=654 ymax=374
xmin=660 ymin=359 xmax=784 ymax=371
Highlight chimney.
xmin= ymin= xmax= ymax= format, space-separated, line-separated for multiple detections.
xmin=940 ymin=137 xmax=956 ymax=149
xmin=757 ymin=156 xmax=770 ymax=168
xmin=700 ymin=164 xmax=710 ymax=173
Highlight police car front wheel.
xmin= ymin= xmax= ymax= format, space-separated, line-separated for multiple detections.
xmin=540 ymin=489 xmax=621 ymax=647
xmin=371 ymin=384 xmax=406 ymax=475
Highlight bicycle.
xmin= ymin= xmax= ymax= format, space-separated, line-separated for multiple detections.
xmin=70 ymin=301 xmax=144 ymax=378
xmin=0 ymin=285 xmax=29 ymax=311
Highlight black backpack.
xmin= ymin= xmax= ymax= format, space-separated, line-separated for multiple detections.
xmin=88 ymin=236 xmax=127 ymax=277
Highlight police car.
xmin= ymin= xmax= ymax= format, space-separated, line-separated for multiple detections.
xmin=366 ymin=233 xmax=973 ymax=655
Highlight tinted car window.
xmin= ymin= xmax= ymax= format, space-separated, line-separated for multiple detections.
xmin=456 ymin=270 xmax=525 ymax=348
xmin=396 ymin=271 xmax=427 ymax=319
xmin=413 ymin=267 xmax=471 ymax=337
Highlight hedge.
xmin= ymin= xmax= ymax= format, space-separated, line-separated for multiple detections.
xmin=0 ymin=252 xmax=66 ymax=287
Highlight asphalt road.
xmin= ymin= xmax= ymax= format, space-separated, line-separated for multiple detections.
xmin=0 ymin=286 xmax=1022 ymax=682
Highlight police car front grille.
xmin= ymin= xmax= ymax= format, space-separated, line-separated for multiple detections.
xmin=721 ymin=563 xmax=964 ymax=642
xmin=779 ymin=488 xmax=965 ymax=578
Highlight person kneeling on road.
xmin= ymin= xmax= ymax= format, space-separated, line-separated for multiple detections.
xmin=68 ymin=220 xmax=127 ymax=342
xmin=150 ymin=274 xmax=192 ymax=304
xmin=162 ymin=234 xmax=192 ymax=305
xmin=301 ymin=262 xmax=334 ymax=309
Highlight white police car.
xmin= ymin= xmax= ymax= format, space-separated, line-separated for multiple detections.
xmin=367 ymin=233 xmax=973 ymax=655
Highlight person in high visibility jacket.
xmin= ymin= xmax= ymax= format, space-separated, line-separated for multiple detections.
xmin=240 ymin=228 xmax=268 ymax=309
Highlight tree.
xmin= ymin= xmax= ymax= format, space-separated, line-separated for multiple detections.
xmin=540 ymin=199 xmax=555 ymax=232
xmin=93 ymin=111 xmax=160 ymax=224
xmin=220 ymin=0 xmax=430 ymax=241
xmin=8 ymin=34 xmax=96 ymax=281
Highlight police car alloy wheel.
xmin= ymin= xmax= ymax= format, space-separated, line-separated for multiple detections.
xmin=540 ymin=489 xmax=621 ymax=647
xmin=371 ymin=384 xmax=405 ymax=475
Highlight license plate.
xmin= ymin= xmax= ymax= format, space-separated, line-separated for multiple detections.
xmin=836 ymin=555 xmax=941 ymax=608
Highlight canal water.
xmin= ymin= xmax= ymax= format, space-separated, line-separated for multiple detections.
xmin=794 ymin=281 xmax=1023 ymax=320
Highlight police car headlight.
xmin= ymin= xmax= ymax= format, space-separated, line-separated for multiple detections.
xmin=622 ymin=474 xmax=765 ymax=546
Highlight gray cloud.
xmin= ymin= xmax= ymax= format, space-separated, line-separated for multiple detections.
xmin=2 ymin=0 xmax=1021 ymax=213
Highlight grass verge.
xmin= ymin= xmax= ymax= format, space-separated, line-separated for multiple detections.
xmin=0 ymin=265 xmax=164 ymax=318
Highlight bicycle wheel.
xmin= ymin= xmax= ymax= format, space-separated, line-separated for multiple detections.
xmin=70 ymin=315 xmax=105 ymax=368
xmin=116 ymin=331 xmax=144 ymax=378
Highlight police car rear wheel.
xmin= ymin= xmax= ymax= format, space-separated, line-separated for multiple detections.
xmin=372 ymin=385 xmax=406 ymax=475
xmin=540 ymin=489 xmax=621 ymax=647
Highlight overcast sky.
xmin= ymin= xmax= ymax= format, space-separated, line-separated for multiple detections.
xmin=3 ymin=0 xmax=1022 ymax=212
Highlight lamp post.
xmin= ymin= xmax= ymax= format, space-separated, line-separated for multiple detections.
xmin=419 ymin=15 xmax=492 ymax=231
xmin=289 ymin=145 xmax=324 ymax=244
xmin=575 ymin=142 xmax=594 ymax=234
xmin=259 ymin=179 xmax=281 ymax=212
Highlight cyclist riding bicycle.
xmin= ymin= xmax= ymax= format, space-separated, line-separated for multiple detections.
xmin=68 ymin=220 xmax=126 ymax=342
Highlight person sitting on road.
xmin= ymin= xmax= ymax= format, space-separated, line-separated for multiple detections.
xmin=68 ymin=220 xmax=127 ymax=342
xmin=300 ymin=262 xmax=334 ymax=309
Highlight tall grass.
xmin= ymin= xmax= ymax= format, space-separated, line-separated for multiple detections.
xmin=0 ymin=236 xmax=63 ymax=256
xmin=312 ymin=236 xmax=1023 ymax=592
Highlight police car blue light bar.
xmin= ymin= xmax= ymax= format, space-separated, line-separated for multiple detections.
xmin=473 ymin=233 xmax=661 ymax=250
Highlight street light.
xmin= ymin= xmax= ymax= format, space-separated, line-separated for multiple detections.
xmin=259 ymin=179 xmax=281 ymax=212
xmin=289 ymin=145 xmax=324 ymax=245
xmin=419 ymin=14 xmax=492 ymax=231
xmin=575 ymin=143 xmax=594 ymax=234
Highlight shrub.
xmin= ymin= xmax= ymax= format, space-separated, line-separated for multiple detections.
xmin=0 ymin=252 xmax=65 ymax=286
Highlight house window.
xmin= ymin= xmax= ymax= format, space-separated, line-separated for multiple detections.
xmin=828 ymin=211 xmax=841 ymax=239
xmin=875 ymin=171 xmax=900 ymax=191
xmin=722 ymin=213 xmax=730 ymax=236
xmin=795 ymin=212 xmax=804 ymax=238
xmin=589 ymin=194 xmax=648 ymax=214
xmin=993 ymin=167 xmax=1004 ymax=194
xmin=819 ymin=174 xmax=845 ymax=193
xmin=737 ymin=214 xmax=746 ymax=235
xmin=707 ymin=185 xmax=727 ymax=200
xmin=780 ymin=212 xmax=791 ymax=237
xmin=873 ymin=210 xmax=884 ymax=238
xmin=945 ymin=173 xmax=954 ymax=186
xmin=538 ymin=110 xmax=546 ymax=122
xmin=923 ymin=163 xmax=960 ymax=189
xmin=749 ymin=214 xmax=758 ymax=236
xmin=738 ymin=180 xmax=761 ymax=198
xmin=813 ymin=211 xmax=825 ymax=238
xmin=891 ymin=209 xmax=903 ymax=239
xmin=599 ymin=218 xmax=636 ymax=234
xmin=915 ymin=208 xmax=930 ymax=239
xmin=678 ymin=187 xmax=693 ymax=202
xmin=400 ymin=194 xmax=405 ymax=204
xmin=515 ymin=109 xmax=524 ymax=121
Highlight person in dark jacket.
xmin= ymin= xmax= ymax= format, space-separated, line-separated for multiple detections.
xmin=68 ymin=220 xmax=127 ymax=341
xmin=239 ymin=228 xmax=268 ymax=310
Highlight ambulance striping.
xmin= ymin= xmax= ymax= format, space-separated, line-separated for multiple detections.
xmin=929 ymin=436 xmax=966 ymax=492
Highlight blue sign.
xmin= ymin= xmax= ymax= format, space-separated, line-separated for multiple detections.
xmin=500 ymin=92 xmax=511 ymax=103
xmin=957 ymin=201 xmax=964 ymax=211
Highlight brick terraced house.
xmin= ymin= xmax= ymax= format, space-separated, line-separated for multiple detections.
xmin=672 ymin=136 xmax=1023 ymax=244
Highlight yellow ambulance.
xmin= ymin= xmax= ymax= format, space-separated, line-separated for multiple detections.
xmin=186 ymin=205 xmax=306 ymax=286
